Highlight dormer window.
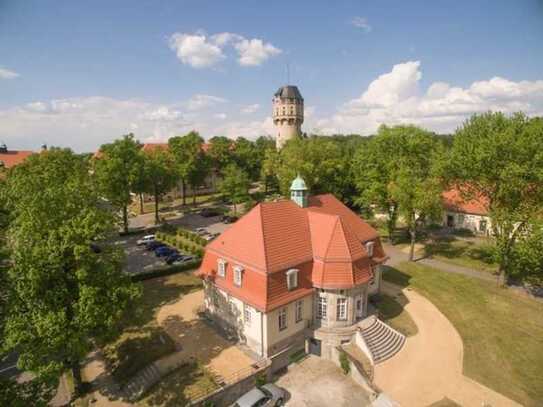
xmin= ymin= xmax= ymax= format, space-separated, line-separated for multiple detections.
xmin=217 ymin=259 xmax=227 ymax=278
xmin=233 ymin=266 xmax=243 ymax=287
xmin=286 ymin=269 xmax=299 ymax=290
xmin=365 ymin=241 xmax=375 ymax=258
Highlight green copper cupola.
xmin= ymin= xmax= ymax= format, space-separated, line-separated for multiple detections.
xmin=290 ymin=174 xmax=308 ymax=208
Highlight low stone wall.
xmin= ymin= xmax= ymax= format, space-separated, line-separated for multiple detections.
xmin=331 ymin=346 xmax=378 ymax=401
xmin=189 ymin=360 xmax=272 ymax=407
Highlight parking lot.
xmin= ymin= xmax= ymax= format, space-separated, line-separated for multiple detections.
xmin=118 ymin=213 xmax=232 ymax=275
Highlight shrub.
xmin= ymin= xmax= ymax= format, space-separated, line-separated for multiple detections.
xmin=130 ymin=259 xmax=202 ymax=281
xmin=255 ymin=373 xmax=266 ymax=387
xmin=339 ymin=350 xmax=350 ymax=375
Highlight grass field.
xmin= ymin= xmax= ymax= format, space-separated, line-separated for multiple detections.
xmin=103 ymin=272 xmax=202 ymax=384
xmin=383 ymin=262 xmax=543 ymax=406
xmin=372 ymin=294 xmax=418 ymax=337
xmin=424 ymin=237 xmax=498 ymax=273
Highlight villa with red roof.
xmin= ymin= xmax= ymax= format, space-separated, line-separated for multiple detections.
xmin=442 ymin=187 xmax=491 ymax=235
xmin=198 ymin=176 xmax=392 ymax=362
xmin=0 ymin=144 xmax=33 ymax=169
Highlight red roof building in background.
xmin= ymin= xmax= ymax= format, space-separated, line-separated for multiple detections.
xmin=198 ymin=175 xmax=388 ymax=359
xmin=442 ymin=187 xmax=491 ymax=234
xmin=0 ymin=144 xmax=33 ymax=169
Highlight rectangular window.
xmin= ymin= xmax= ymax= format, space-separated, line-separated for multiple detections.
xmin=244 ymin=304 xmax=251 ymax=326
xmin=278 ymin=307 xmax=287 ymax=331
xmin=317 ymin=296 xmax=327 ymax=320
xmin=286 ymin=269 xmax=298 ymax=290
xmin=337 ymin=298 xmax=347 ymax=321
xmin=479 ymin=219 xmax=487 ymax=232
xmin=217 ymin=259 xmax=226 ymax=277
xmin=365 ymin=241 xmax=375 ymax=257
xmin=295 ymin=300 xmax=303 ymax=322
xmin=233 ymin=266 xmax=243 ymax=287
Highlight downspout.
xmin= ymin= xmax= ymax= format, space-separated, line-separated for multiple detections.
xmin=260 ymin=310 xmax=264 ymax=357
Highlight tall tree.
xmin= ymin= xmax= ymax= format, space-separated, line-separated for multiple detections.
xmin=169 ymin=131 xmax=206 ymax=206
xmin=276 ymin=136 xmax=350 ymax=199
xmin=449 ymin=112 xmax=543 ymax=284
xmin=233 ymin=137 xmax=259 ymax=181
xmin=353 ymin=125 xmax=443 ymax=247
xmin=94 ymin=134 xmax=143 ymax=233
xmin=1 ymin=149 xmax=140 ymax=396
xmin=219 ymin=163 xmax=250 ymax=215
xmin=141 ymin=147 xmax=178 ymax=224
xmin=207 ymin=136 xmax=233 ymax=176
xmin=260 ymin=147 xmax=280 ymax=194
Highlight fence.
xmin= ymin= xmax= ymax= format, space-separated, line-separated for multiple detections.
xmin=188 ymin=360 xmax=271 ymax=406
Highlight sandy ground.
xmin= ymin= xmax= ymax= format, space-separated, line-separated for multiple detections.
xmin=156 ymin=290 xmax=255 ymax=378
xmin=275 ymin=355 xmax=371 ymax=407
xmin=374 ymin=282 xmax=521 ymax=407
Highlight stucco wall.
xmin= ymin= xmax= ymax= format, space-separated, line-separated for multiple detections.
xmin=313 ymin=284 xmax=368 ymax=329
xmin=265 ymin=294 xmax=313 ymax=356
xmin=443 ymin=211 xmax=491 ymax=234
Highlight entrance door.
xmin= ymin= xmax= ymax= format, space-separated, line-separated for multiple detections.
xmin=308 ymin=338 xmax=321 ymax=356
xmin=447 ymin=215 xmax=455 ymax=227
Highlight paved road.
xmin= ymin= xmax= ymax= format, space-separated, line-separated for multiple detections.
xmin=0 ymin=352 xmax=20 ymax=379
xmin=276 ymin=355 xmax=371 ymax=406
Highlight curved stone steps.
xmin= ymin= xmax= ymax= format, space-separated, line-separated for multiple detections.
xmin=359 ymin=317 xmax=405 ymax=364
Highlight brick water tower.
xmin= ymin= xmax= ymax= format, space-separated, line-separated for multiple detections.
xmin=272 ymin=85 xmax=304 ymax=149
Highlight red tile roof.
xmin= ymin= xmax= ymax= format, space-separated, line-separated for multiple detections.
xmin=0 ymin=150 xmax=33 ymax=168
xmin=199 ymin=193 xmax=387 ymax=312
xmin=443 ymin=188 xmax=489 ymax=216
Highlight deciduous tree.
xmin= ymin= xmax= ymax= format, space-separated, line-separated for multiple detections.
xmin=94 ymin=134 xmax=143 ymax=233
xmin=449 ymin=112 xmax=543 ymax=284
xmin=219 ymin=163 xmax=250 ymax=215
xmin=1 ymin=149 xmax=140 ymax=396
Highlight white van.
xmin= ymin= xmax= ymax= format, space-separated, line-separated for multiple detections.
xmin=137 ymin=234 xmax=155 ymax=246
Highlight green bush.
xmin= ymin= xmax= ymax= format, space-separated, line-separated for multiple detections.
xmin=339 ymin=350 xmax=350 ymax=375
xmin=255 ymin=373 xmax=267 ymax=387
xmin=130 ymin=259 xmax=202 ymax=282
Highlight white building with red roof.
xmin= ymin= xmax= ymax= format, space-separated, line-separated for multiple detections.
xmin=198 ymin=176 xmax=391 ymax=362
xmin=442 ymin=187 xmax=491 ymax=235
xmin=0 ymin=143 xmax=33 ymax=169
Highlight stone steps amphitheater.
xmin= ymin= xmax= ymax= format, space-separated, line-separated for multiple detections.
xmin=359 ymin=317 xmax=406 ymax=364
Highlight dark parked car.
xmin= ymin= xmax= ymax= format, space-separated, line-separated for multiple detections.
xmin=155 ymin=246 xmax=176 ymax=257
xmin=146 ymin=241 xmax=166 ymax=251
xmin=200 ymin=208 xmax=220 ymax=218
xmin=171 ymin=255 xmax=195 ymax=265
xmin=165 ymin=253 xmax=186 ymax=264
xmin=222 ymin=215 xmax=238 ymax=224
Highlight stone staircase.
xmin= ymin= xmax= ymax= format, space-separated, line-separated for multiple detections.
xmin=122 ymin=362 xmax=162 ymax=401
xmin=359 ymin=317 xmax=405 ymax=364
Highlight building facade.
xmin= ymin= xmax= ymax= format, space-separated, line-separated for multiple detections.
xmin=272 ymin=86 xmax=304 ymax=149
xmin=198 ymin=176 xmax=387 ymax=361
xmin=442 ymin=188 xmax=491 ymax=235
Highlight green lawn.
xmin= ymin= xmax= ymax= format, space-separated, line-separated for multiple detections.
xmin=102 ymin=272 xmax=202 ymax=384
xmin=424 ymin=237 xmax=498 ymax=273
xmin=372 ymin=294 xmax=418 ymax=337
xmin=383 ymin=262 xmax=543 ymax=406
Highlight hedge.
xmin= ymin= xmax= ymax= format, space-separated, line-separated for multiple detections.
xmin=130 ymin=259 xmax=202 ymax=282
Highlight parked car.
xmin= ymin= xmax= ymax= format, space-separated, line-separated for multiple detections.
xmin=137 ymin=234 xmax=155 ymax=246
xmin=195 ymin=227 xmax=208 ymax=236
xmin=233 ymin=384 xmax=285 ymax=407
xmin=171 ymin=255 xmax=194 ymax=265
xmin=200 ymin=208 xmax=220 ymax=218
xmin=165 ymin=253 xmax=186 ymax=264
xmin=222 ymin=215 xmax=238 ymax=224
xmin=146 ymin=241 xmax=165 ymax=251
xmin=155 ymin=246 xmax=177 ymax=257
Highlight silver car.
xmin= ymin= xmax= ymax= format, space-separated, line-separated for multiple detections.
xmin=233 ymin=384 xmax=285 ymax=407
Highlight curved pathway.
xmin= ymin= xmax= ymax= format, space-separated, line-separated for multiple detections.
xmin=374 ymin=282 xmax=520 ymax=407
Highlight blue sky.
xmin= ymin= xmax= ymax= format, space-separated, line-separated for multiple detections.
xmin=1 ymin=0 xmax=542 ymax=151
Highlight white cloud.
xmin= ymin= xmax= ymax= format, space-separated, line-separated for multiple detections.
xmin=186 ymin=94 xmax=227 ymax=111
xmin=234 ymin=38 xmax=282 ymax=66
xmin=169 ymin=31 xmax=281 ymax=68
xmin=214 ymin=113 xmax=227 ymax=120
xmin=0 ymin=67 xmax=19 ymax=79
xmin=350 ymin=17 xmax=372 ymax=32
xmin=240 ymin=103 xmax=260 ymax=114
xmin=168 ymin=33 xmax=225 ymax=68
xmin=315 ymin=61 xmax=543 ymax=135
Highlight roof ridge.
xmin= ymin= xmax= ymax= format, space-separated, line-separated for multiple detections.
xmin=257 ymin=204 xmax=271 ymax=271
xmin=323 ymin=215 xmax=341 ymax=260
xmin=335 ymin=217 xmax=356 ymax=286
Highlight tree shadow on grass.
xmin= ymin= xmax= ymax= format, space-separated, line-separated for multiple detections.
xmin=382 ymin=265 xmax=412 ymax=288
